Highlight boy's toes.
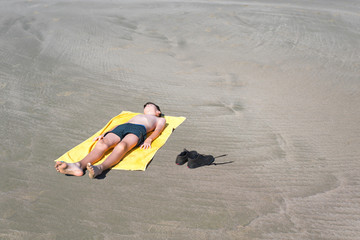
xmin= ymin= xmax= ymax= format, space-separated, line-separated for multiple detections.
xmin=87 ymin=163 xmax=95 ymax=179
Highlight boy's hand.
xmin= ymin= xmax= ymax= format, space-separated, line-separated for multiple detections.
xmin=93 ymin=135 xmax=104 ymax=141
xmin=140 ymin=139 xmax=152 ymax=149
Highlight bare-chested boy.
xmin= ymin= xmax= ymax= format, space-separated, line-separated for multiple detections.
xmin=55 ymin=102 xmax=166 ymax=178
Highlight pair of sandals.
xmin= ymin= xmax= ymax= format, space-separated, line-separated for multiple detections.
xmin=176 ymin=149 xmax=215 ymax=169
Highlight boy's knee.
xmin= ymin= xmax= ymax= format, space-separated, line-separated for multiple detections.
xmin=116 ymin=142 xmax=129 ymax=152
xmin=97 ymin=138 xmax=114 ymax=149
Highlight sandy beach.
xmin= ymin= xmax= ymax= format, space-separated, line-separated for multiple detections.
xmin=1 ymin=0 xmax=360 ymax=239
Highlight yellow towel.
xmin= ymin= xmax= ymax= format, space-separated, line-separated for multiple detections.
xmin=55 ymin=111 xmax=186 ymax=171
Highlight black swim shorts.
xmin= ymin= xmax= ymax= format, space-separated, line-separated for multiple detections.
xmin=104 ymin=123 xmax=147 ymax=146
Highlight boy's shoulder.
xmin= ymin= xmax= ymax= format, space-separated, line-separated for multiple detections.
xmin=156 ymin=116 xmax=166 ymax=124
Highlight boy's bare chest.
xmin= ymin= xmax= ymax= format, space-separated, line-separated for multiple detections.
xmin=129 ymin=114 xmax=158 ymax=130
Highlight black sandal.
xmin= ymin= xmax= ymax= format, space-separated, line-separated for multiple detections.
xmin=187 ymin=152 xmax=215 ymax=169
xmin=176 ymin=149 xmax=198 ymax=165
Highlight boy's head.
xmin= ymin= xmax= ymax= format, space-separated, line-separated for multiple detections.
xmin=143 ymin=102 xmax=162 ymax=117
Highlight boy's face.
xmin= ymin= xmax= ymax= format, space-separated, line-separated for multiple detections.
xmin=144 ymin=104 xmax=161 ymax=117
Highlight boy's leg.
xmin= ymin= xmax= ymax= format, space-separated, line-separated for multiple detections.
xmin=87 ymin=134 xmax=139 ymax=178
xmin=78 ymin=133 xmax=120 ymax=168
xmin=55 ymin=133 xmax=120 ymax=176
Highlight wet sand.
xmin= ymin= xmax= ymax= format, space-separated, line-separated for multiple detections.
xmin=1 ymin=0 xmax=360 ymax=239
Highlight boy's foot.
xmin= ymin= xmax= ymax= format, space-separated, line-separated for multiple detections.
xmin=54 ymin=161 xmax=84 ymax=176
xmin=87 ymin=163 xmax=103 ymax=179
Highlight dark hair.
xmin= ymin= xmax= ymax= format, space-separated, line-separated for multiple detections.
xmin=144 ymin=102 xmax=161 ymax=113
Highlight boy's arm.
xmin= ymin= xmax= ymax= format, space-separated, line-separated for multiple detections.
xmin=140 ymin=118 xmax=166 ymax=149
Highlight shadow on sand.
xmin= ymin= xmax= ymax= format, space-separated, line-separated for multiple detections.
xmin=212 ymin=154 xmax=234 ymax=166
xmin=89 ymin=154 xmax=233 ymax=179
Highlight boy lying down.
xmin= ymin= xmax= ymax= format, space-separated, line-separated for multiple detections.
xmin=55 ymin=102 xmax=166 ymax=178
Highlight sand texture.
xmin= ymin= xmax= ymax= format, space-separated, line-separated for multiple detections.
xmin=1 ymin=0 xmax=360 ymax=239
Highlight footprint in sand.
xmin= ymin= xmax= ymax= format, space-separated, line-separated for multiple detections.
xmin=0 ymin=82 xmax=6 ymax=89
